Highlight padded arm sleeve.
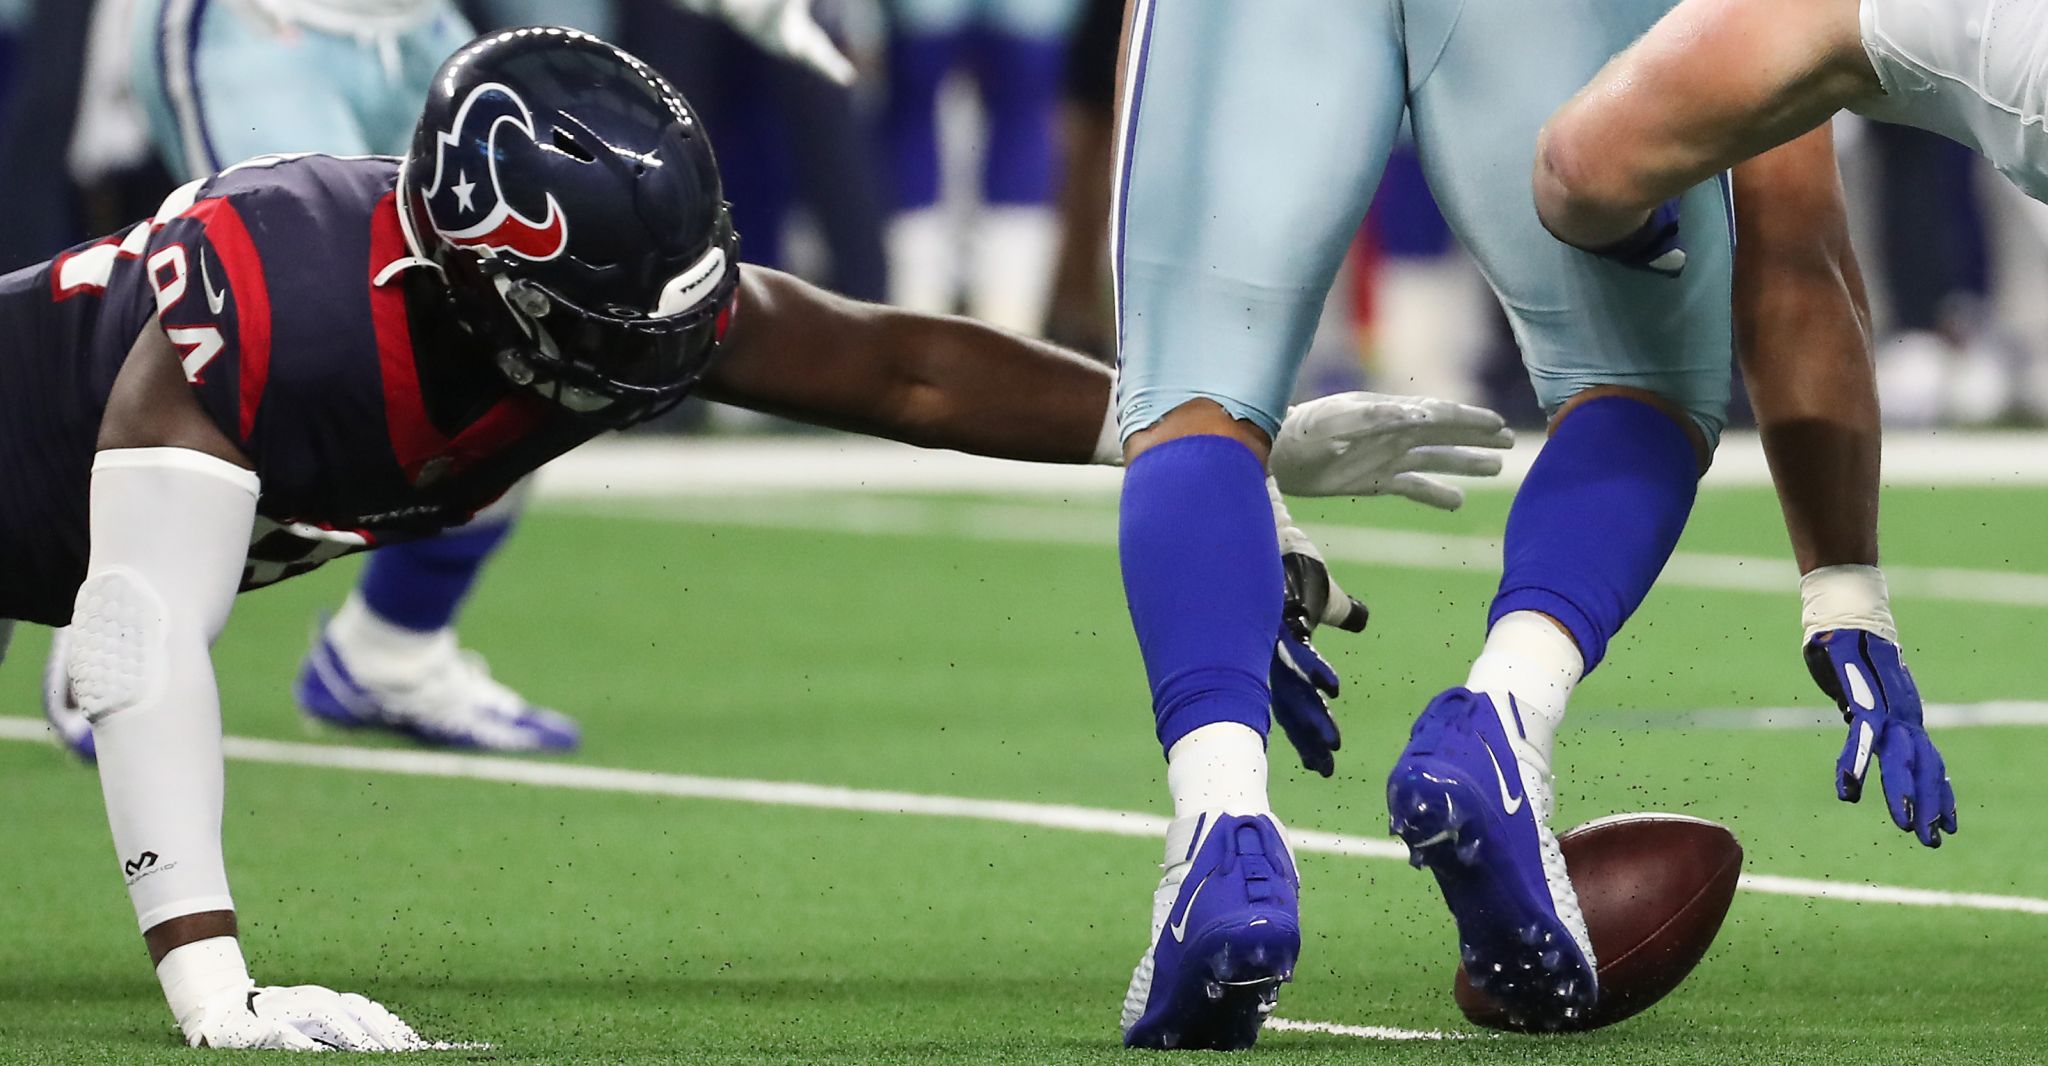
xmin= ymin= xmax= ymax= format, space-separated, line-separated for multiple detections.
xmin=72 ymin=448 xmax=258 ymax=933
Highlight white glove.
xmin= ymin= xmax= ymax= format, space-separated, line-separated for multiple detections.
xmin=1269 ymin=391 xmax=1513 ymax=508
xmin=671 ymin=0 xmax=857 ymax=84
xmin=161 ymin=938 xmax=428 ymax=1051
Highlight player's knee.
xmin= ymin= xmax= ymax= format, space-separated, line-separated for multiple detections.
xmin=67 ymin=569 xmax=169 ymax=722
xmin=1552 ymin=384 xmax=1723 ymax=468
xmin=1534 ymin=117 xmax=1643 ymax=235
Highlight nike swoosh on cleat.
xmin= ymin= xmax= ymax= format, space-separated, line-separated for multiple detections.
xmin=1168 ymin=874 xmax=1209 ymax=942
xmin=1485 ymin=742 xmax=1525 ymax=816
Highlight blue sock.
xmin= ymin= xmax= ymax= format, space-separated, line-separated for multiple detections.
xmin=1120 ymin=436 xmax=1281 ymax=755
xmin=1490 ymin=395 xmax=1700 ymax=671
xmin=972 ymin=30 xmax=1064 ymax=205
xmin=357 ymin=519 xmax=517 ymax=633
xmin=883 ymin=31 xmax=964 ymax=211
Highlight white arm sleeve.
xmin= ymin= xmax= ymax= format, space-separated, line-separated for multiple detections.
xmin=72 ymin=448 xmax=257 ymax=933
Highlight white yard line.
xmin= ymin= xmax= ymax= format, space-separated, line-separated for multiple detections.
xmin=4 ymin=716 xmax=2044 ymax=916
xmin=556 ymin=494 xmax=2048 ymax=609
xmin=530 ymin=431 xmax=2048 ymax=500
xmin=1591 ymin=701 xmax=2048 ymax=731
xmin=1265 ymin=1018 xmax=1463 ymax=1041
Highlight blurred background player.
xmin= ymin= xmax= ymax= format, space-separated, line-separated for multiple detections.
xmin=879 ymin=0 xmax=1078 ymax=333
xmin=1111 ymin=0 xmax=1902 ymax=1045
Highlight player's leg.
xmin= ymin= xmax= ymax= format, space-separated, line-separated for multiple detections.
xmin=881 ymin=0 xmax=971 ymax=313
xmin=298 ymin=484 xmax=576 ymax=752
xmin=1534 ymin=0 xmax=1872 ymax=250
xmin=1115 ymin=0 xmax=1404 ymax=1049
xmin=1387 ymin=0 xmax=1739 ymax=1026
xmin=129 ymin=0 xmax=374 ymax=180
xmin=961 ymin=0 xmax=1083 ymax=331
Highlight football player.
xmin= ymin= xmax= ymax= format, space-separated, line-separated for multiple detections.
xmin=1110 ymin=0 xmax=1903 ymax=1046
xmin=1531 ymin=0 xmax=1966 ymax=849
xmin=0 ymin=28 xmax=1509 ymax=1049
xmin=74 ymin=0 xmax=853 ymax=759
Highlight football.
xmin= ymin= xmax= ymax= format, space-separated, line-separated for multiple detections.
xmin=1453 ymin=813 xmax=1743 ymax=1032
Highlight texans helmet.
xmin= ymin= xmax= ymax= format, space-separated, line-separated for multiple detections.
xmin=400 ymin=26 xmax=740 ymax=427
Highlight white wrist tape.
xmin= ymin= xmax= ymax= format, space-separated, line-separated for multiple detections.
xmin=1800 ymin=564 xmax=1898 ymax=645
xmin=1267 ymin=478 xmax=1317 ymax=559
xmin=77 ymin=449 xmax=257 ymax=932
xmin=1090 ymin=372 xmax=1123 ymax=466
xmin=157 ymin=936 xmax=254 ymax=1039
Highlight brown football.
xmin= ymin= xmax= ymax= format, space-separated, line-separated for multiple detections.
xmin=1453 ymin=813 xmax=1743 ymax=1032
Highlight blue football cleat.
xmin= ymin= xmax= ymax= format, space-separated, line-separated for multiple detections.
xmin=41 ymin=627 xmax=96 ymax=763
xmin=1121 ymin=812 xmax=1301 ymax=1050
xmin=1387 ymin=687 xmax=1596 ymax=1028
xmin=296 ymin=625 xmax=580 ymax=753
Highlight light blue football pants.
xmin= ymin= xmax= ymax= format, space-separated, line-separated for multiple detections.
xmin=132 ymin=0 xmax=474 ymax=180
xmin=1114 ymin=0 xmax=1737 ymax=448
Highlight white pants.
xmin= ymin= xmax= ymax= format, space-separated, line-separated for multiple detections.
xmin=1858 ymin=0 xmax=2048 ymax=201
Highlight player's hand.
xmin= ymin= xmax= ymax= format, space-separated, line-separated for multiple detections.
xmin=678 ymin=0 xmax=857 ymax=84
xmin=184 ymin=984 xmax=427 ymax=1051
xmin=1268 ymin=482 xmax=1369 ymax=777
xmin=1269 ymin=392 xmax=1511 ymax=508
xmin=1584 ymin=198 xmax=1687 ymax=278
xmin=1805 ymin=629 xmax=1958 ymax=848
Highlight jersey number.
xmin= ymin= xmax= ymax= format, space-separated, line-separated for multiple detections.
xmin=146 ymin=244 xmax=226 ymax=383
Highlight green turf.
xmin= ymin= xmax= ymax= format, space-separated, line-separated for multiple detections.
xmin=2 ymin=483 xmax=2044 ymax=1062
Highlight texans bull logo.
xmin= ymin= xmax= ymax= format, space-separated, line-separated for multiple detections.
xmin=421 ymin=82 xmax=569 ymax=262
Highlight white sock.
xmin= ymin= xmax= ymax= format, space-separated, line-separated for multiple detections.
xmin=1465 ymin=611 xmax=1585 ymax=765
xmin=966 ymin=205 xmax=1058 ymax=334
xmin=326 ymin=592 xmax=455 ymax=686
xmin=1165 ymin=723 xmax=1271 ymax=820
xmin=886 ymin=208 xmax=959 ymax=314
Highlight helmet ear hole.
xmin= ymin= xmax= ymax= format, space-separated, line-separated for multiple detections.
xmin=550 ymin=127 xmax=596 ymax=163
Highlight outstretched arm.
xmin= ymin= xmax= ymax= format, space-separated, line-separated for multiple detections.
xmin=702 ymin=266 xmax=1117 ymax=464
xmin=1733 ymin=129 xmax=1957 ymax=849
xmin=705 ymin=266 xmax=1513 ymax=502
xmin=1534 ymin=0 xmax=1879 ymax=250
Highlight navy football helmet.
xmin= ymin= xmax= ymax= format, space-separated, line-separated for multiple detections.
xmin=401 ymin=27 xmax=740 ymax=427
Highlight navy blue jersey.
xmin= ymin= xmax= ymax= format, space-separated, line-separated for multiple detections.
xmin=0 ymin=154 xmax=593 ymax=625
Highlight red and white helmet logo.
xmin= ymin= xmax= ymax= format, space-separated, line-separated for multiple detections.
xmin=421 ymin=82 xmax=569 ymax=262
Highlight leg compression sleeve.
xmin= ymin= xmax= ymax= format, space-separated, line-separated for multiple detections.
xmin=1489 ymin=395 xmax=1698 ymax=672
xmin=356 ymin=482 xmax=526 ymax=633
xmin=1120 ymin=436 xmax=1280 ymax=753
xmin=73 ymin=449 xmax=257 ymax=932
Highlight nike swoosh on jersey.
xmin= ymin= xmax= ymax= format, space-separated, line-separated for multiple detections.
xmin=1485 ymin=742 xmax=1525 ymax=816
xmin=201 ymin=253 xmax=226 ymax=315
xmin=1168 ymin=874 xmax=1209 ymax=942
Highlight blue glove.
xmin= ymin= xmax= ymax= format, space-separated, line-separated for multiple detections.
xmin=1270 ymin=552 xmax=1368 ymax=777
xmin=1586 ymin=198 xmax=1688 ymax=278
xmin=1804 ymin=630 xmax=1958 ymax=848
